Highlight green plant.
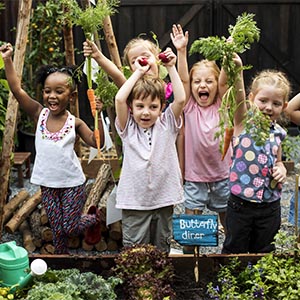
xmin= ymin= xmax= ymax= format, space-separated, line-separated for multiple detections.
xmin=20 ymin=0 xmax=66 ymax=133
xmin=206 ymin=230 xmax=300 ymax=299
xmin=281 ymin=134 xmax=300 ymax=162
xmin=23 ymin=268 xmax=122 ymax=300
xmin=0 ymin=52 xmax=9 ymax=154
xmin=113 ymin=244 xmax=176 ymax=300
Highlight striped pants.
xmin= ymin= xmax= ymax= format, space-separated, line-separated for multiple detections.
xmin=41 ymin=184 xmax=96 ymax=254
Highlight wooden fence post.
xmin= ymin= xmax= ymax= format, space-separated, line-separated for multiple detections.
xmin=0 ymin=0 xmax=32 ymax=237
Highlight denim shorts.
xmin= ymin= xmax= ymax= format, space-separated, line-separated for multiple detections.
xmin=184 ymin=179 xmax=229 ymax=212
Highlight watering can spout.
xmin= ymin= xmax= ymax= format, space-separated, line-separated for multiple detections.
xmin=17 ymin=273 xmax=33 ymax=289
xmin=18 ymin=258 xmax=48 ymax=290
xmin=13 ymin=258 xmax=47 ymax=291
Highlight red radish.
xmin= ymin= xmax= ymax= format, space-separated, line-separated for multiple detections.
xmin=158 ymin=52 xmax=170 ymax=63
xmin=138 ymin=58 xmax=148 ymax=66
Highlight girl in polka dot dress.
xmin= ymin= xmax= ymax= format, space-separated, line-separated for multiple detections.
xmin=222 ymin=63 xmax=290 ymax=254
xmin=0 ymin=43 xmax=105 ymax=254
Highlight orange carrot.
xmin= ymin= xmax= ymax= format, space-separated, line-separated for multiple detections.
xmin=221 ymin=127 xmax=234 ymax=161
xmin=87 ymin=88 xmax=96 ymax=117
xmin=94 ymin=128 xmax=101 ymax=153
xmin=94 ymin=110 xmax=101 ymax=154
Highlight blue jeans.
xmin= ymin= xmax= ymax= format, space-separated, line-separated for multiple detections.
xmin=289 ymin=188 xmax=300 ymax=225
xmin=222 ymin=194 xmax=281 ymax=254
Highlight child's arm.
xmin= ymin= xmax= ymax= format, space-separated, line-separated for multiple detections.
xmin=76 ymin=99 xmax=105 ymax=148
xmin=285 ymin=93 xmax=300 ymax=125
xmin=272 ymin=145 xmax=287 ymax=183
xmin=0 ymin=43 xmax=42 ymax=123
xmin=232 ymin=53 xmax=246 ymax=136
xmin=83 ymin=40 xmax=126 ymax=88
xmin=161 ymin=47 xmax=185 ymax=120
xmin=170 ymin=24 xmax=190 ymax=105
xmin=115 ymin=59 xmax=149 ymax=130
xmin=218 ymin=68 xmax=229 ymax=99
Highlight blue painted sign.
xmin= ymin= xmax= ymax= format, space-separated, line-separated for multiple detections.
xmin=173 ymin=214 xmax=218 ymax=246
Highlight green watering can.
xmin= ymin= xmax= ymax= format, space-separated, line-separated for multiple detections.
xmin=0 ymin=241 xmax=47 ymax=290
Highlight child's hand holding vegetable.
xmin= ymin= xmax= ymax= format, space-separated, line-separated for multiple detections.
xmin=83 ymin=39 xmax=101 ymax=60
xmin=136 ymin=56 xmax=151 ymax=73
xmin=158 ymin=47 xmax=176 ymax=67
xmin=0 ymin=43 xmax=13 ymax=60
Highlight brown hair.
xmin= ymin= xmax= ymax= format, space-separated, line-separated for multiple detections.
xmin=123 ymin=38 xmax=160 ymax=68
xmin=249 ymin=70 xmax=291 ymax=103
xmin=189 ymin=59 xmax=220 ymax=81
xmin=128 ymin=76 xmax=165 ymax=108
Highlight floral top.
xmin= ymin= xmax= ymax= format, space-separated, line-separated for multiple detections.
xmin=229 ymin=123 xmax=286 ymax=203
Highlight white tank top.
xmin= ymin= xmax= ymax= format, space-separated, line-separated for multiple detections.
xmin=30 ymin=108 xmax=85 ymax=188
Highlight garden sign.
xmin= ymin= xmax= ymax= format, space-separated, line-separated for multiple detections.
xmin=173 ymin=214 xmax=218 ymax=246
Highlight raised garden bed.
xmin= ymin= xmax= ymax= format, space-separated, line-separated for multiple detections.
xmin=27 ymin=252 xmax=264 ymax=300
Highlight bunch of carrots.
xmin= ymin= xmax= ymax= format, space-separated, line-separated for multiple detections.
xmin=61 ymin=0 xmax=120 ymax=155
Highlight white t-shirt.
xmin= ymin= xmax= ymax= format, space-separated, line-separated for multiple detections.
xmin=115 ymin=105 xmax=184 ymax=210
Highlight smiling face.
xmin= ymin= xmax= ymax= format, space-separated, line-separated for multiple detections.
xmin=131 ymin=96 xmax=162 ymax=129
xmin=42 ymin=72 xmax=73 ymax=115
xmin=250 ymin=85 xmax=287 ymax=121
xmin=249 ymin=70 xmax=290 ymax=121
xmin=190 ymin=61 xmax=220 ymax=107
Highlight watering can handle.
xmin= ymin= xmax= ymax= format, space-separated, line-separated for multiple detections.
xmin=6 ymin=241 xmax=27 ymax=258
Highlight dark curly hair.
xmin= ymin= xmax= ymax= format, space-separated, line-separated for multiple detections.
xmin=35 ymin=65 xmax=80 ymax=92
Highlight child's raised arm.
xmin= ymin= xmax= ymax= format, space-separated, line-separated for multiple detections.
xmin=232 ymin=53 xmax=246 ymax=135
xmin=286 ymin=93 xmax=300 ymax=125
xmin=170 ymin=24 xmax=190 ymax=104
xmin=0 ymin=43 xmax=42 ymax=123
xmin=115 ymin=58 xmax=149 ymax=130
xmin=83 ymin=39 xmax=126 ymax=88
xmin=161 ymin=47 xmax=185 ymax=120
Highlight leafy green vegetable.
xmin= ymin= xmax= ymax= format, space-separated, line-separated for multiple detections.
xmin=26 ymin=268 xmax=122 ymax=300
xmin=114 ymin=244 xmax=175 ymax=300
xmin=242 ymin=102 xmax=272 ymax=146
xmin=207 ymin=231 xmax=300 ymax=299
xmin=61 ymin=0 xmax=119 ymax=87
xmin=190 ymin=13 xmax=260 ymax=151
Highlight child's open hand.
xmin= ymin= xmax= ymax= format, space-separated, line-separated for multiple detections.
xmin=0 ymin=43 xmax=13 ymax=59
xmin=170 ymin=24 xmax=189 ymax=50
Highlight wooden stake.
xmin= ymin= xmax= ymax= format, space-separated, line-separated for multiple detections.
xmin=295 ymin=174 xmax=299 ymax=240
xmin=62 ymin=4 xmax=81 ymax=156
xmin=0 ymin=0 xmax=32 ymax=238
xmin=193 ymin=209 xmax=200 ymax=283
